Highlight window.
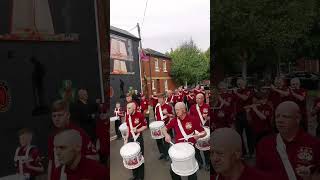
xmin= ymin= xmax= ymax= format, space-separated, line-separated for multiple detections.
xmin=164 ymin=80 xmax=168 ymax=91
xmin=155 ymin=58 xmax=159 ymax=72
xmin=163 ymin=60 xmax=167 ymax=72
xmin=152 ymin=80 xmax=155 ymax=90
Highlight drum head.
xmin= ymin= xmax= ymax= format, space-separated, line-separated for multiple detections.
xmin=149 ymin=121 xmax=164 ymax=128
xmin=119 ymin=123 xmax=127 ymax=130
xmin=168 ymin=142 xmax=195 ymax=160
xmin=120 ymin=142 xmax=141 ymax=157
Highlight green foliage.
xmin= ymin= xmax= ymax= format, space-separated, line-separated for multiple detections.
xmin=169 ymin=39 xmax=209 ymax=85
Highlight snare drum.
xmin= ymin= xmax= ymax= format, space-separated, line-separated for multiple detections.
xmin=149 ymin=121 xmax=165 ymax=139
xmin=110 ymin=116 xmax=119 ymax=122
xmin=168 ymin=142 xmax=199 ymax=176
xmin=119 ymin=123 xmax=128 ymax=138
xmin=120 ymin=142 xmax=144 ymax=169
xmin=195 ymin=126 xmax=210 ymax=151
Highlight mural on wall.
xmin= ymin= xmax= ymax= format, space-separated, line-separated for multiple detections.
xmin=0 ymin=81 xmax=11 ymax=112
xmin=110 ymin=34 xmax=134 ymax=74
xmin=59 ymin=80 xmax=76 ymax=105
xmin=0 ymin=0 xmax=79 ymax=41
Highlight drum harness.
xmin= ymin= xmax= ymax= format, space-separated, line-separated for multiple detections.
xmin=196 ymin=104 xmax=206 ymax=126
xmin=14 ymin=145 xmax=35 ymax=179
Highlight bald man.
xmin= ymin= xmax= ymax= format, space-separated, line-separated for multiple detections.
xmin=211 ymin=128 xmax=273 ymax=180
xmin=124 ymin=102 xmax=147 ymax=180
xmin=51 ymin=130 xmax=107 ymax=180
xmin=256 ymin=101 xmax=320 ymax=180
xmin=189 ymin=93 xmax=211 ymax=170
xmin=162 ymin=102 xmax=206 ymax=180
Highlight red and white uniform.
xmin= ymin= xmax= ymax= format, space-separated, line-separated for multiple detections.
xmin=51 ymin=157 xmax=108 ymax=180
xmin=288 ymin=88 xmax=307 ymax=125
xmin=187 ymin=93 xmax=196 ymax=106
xmin=174 ymin=93 xmax=184 ymax=103
xmin=48 ymin=123 xmax=97 ymax=179
xmin=125 ymin=111 xmax=147 ymax=139
xmin=212 ymin=92 xmax=234 ymax=128
xmin=151 ymin=95 xmax=158 ymax=107
xmin=256 ymin=130 xmax=320 ymax=180
xmin=166 ymin=94 xmax=175 ymax=105
xmin=234 ymin=88 xmax=252 ymax=113
xmin=14 ymin=145 xmax=42 ymax=177
xmin=211 ymin=164 xmax=275 ymax=180
xmin=155 ymin=103 xmax=173 ymax=124
xmin=189 ymin=103 xmax=210 ymax=127
xmin=140 ymin=99 xmax=149 ymax=113
xmin=166 ymin=114 xmax=204 ymax=144
xmin=125 ymin=101 xmax=139 ymax=112
xmin=268 ymin=87 xmax=290 ymax=109
xmin=247 ymin=103 xmax=273 ymax=135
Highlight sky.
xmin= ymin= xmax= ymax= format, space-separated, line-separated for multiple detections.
xmin=110 ymin=0 xmax=210 ymax=54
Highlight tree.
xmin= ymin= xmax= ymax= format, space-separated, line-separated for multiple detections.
xmin=169 ymin=39 xmax=209 ymax=86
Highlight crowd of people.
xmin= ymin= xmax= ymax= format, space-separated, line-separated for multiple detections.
xmin=113 ymin=85 xmax=211 ymax=180
xmin=211 ymin=77 xmax=320 ymax=180
xmin=13 ymin=88 xmax=108 ymax=180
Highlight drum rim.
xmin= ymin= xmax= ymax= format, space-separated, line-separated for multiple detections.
xmin=149 ymin=121 xmax=165 ymax=128
xmin=171 ymin=161 xmax=199 ymax=176
xmin=120 ymin=142 xmax=141 ymax=157
xmin=168 ymin=142 xmax=195 ymax=160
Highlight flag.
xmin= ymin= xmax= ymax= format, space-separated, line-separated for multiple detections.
xmin=140 ymin=48 xmax=150 ymax=61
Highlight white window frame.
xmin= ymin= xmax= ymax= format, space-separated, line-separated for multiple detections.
xmin=155 ymin=58 xmax=160 ymax=72
xmin=164 ymin=79 xmax=168 ymax=91
xmin=163 ymin=60 xmax=167 ymax=72
xmin=152 ymin=80 xmax=155 ymax=90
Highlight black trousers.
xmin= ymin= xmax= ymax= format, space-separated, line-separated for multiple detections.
xmin=156 ymin=138 xmax=169 ymax=156
xmin=128 ymin=135 xmax=144 ymax=179
xmin=115 ymin=119 xmax=121 ymax=137
xmin=235 ymin=111 xmax=254 ymax=155
xmin=170 ymin=168 xmax=197 ymax=180
xmin=146 ymin=116 xmax=150 ymax=127
xmin=195 ymin=148 xmax=210 ymax=166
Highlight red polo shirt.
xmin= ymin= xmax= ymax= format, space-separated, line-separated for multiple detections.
xmin=234 ymin=88 xmax=252 ymax=113
xmin=155 ymin=103 xmax=173 ymax=124
xmin=125 ymin=111 xmax=147 ymax=138
xmin=247 ymin=103 xmax=273 ymax=135
xmin=268 ymin=87 xmax=290 ymax=109
xmin=256 ymin=130 xmax=320 ymax=180
xmin=151 ymin=96 xmax=158 ymax=107
xmin=166 ymin=114 xmax=204 ymax=144
xmin=140 ymin=99 xmax=149 ymax=112
xmin=187 ymin=94 xmax=196 ymax=105
xmin=189 ymin=103 xmax=210 ymax=127
xmin=174 ymin=94 xmax=184 ymax=103
xmin=51 ymin=157 xmax=108 ymax=180
xmin=48 ymin=123 xmax=97 ymax=179
xmin=96 ymin=119 xmax=108 ymax=156
xmin=15 ymin=146 xmax=43 ymax=177
xmin=166 ymin=95 xmax=175 ymax=104
xmin=211 ymin=164 xmax=275 ymax=180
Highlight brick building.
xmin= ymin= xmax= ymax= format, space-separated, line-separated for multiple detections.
xmin=141 ymin=48 xmax=177 ymax=96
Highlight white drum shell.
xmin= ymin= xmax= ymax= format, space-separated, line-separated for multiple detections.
xmin=110 ymin=116 xmax=119 ymax=122
xmin=119 ymin=123 xmax=128 ymax=138
xmin=120 ymin=142 xmax=144 ymax=169
xmin=195 ymin=126 xmax=210 ymax=151
xmin=149 ymin=121 xmax=165 ymax=139
xmin=168 ymin=142 xmax=199 ymax=176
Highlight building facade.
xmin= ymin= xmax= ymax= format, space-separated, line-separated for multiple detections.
xmin=141 ymin=48 xmax=177 ymax=96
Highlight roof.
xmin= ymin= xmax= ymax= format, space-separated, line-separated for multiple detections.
xmin=144 ymin=48 xmax=171 ymax=59
xmin=110 ymin=26 xmax=140 ymax=40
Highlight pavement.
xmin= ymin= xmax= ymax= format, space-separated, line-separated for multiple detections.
xmin=110 ymin=106 xmax=210 ymax=180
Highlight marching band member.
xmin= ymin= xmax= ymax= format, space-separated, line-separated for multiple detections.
xmin=256 ymin=101 xmax=320 ymax=180
xmin=245 ymin=92 xmax=273 ymax=147
xmin=14 ymin=128 xmax=44 ymax=180
xmin=151 ymin=92 xmax=159 ymax=114
xmin=126 ymin=93 xmax=139 ymax=112
xmin=187 ymin=91 xmax=196 ymax=108
xmin=162 ymin=102 xmax=206 ymax=180
xmin=124 ymin=102 xmax=147 ymax=180
xmin=166 ymin=90 xmax=175 ymax=106
xmin=96 ymin=104 xmax=109 ymax=166
xmin=114 ymin=102 xmax=125 ymax=140
xmin=48 ymin=100 xmax=98 ymax=180
xmin=288 ymin=78 xmax=308 ymax=131
xmin=51 ymin=130 xmax=107 ymax=180
xmin=233 ymin=78 xmax=254 ymax=158
xmin=268 ymin=77 xmax=290 ymax=110
xmin=140 ymin=94 xmax=150 ymax=126
xmin=211 ymin=128 xmax=273 ymax=180
xmin=154 ymin=93 xmax=174 ymax=161
xmin=174 ymin=89 xmax=184 ymax=103
xmin=189 ymin=93 xmax=211 ymax=171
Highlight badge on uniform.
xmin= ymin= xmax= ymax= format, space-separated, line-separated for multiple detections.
xmin=135 ymin=118 xmax=140 ymax=124
xmin=297 ymin=147 xmax=313 ymax=163
xmin=185 ymin=122 xmax=192 ymax=130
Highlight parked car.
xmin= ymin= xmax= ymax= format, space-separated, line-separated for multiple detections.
xmin=284 ymin=71 xmax=320 ymax=90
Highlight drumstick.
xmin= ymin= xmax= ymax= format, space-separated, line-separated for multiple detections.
xmin=169 ymin=141 xmax=175 ymax=146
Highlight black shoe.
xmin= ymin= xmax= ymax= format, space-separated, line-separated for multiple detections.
xmin=165 ymin=156 xmax=170 ymax=161
xmin=158 ymin=154 xmax=165 ymax=160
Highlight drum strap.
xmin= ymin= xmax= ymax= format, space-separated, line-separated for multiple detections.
xmin=114 ymin=108 xmax=119 ymax=117
xmin=60 ymin=165 xmax=67 ymax=180
xmin=177 ymin=118 xmax=194 ymax=143
xmin=14 ymin=145 xmax=35 ymax=175
xmin=196 ymin=104 xmax=206 ymax=126
xmin=128 ymin=113 xmax=140 ymax=142
xmin=276 ymin=134 xmax=297 ymax=180
xmin=156 ymin=103 xmax=167 ymax=121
